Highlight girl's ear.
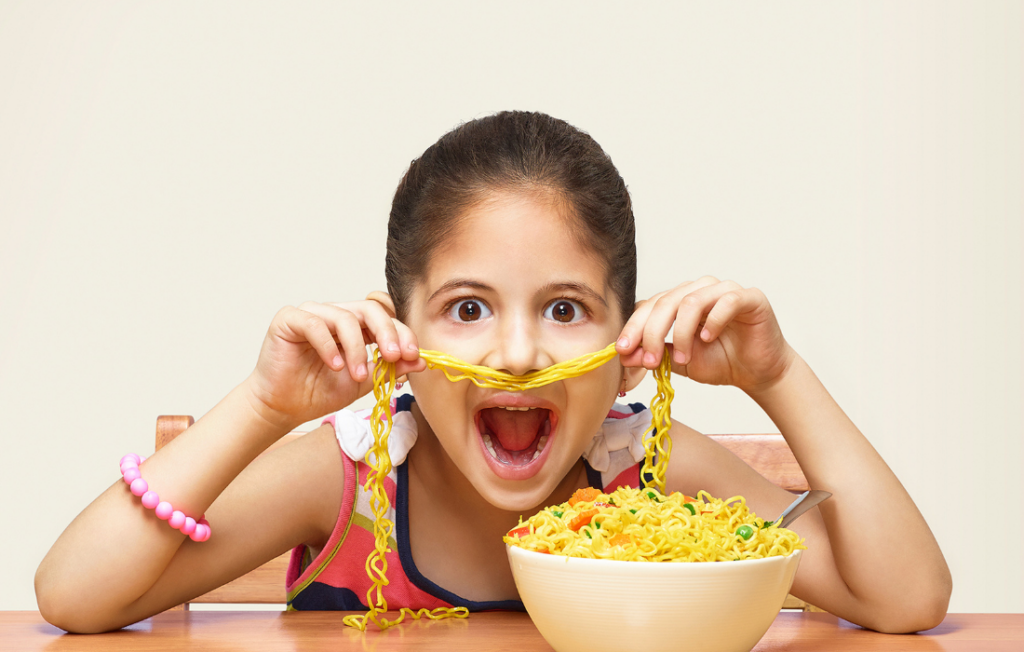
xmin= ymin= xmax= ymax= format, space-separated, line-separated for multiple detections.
xmin=366 ymin=291 xmax=397 ymax=318
xmin=622 ymin=364 xmax=647 ymax=393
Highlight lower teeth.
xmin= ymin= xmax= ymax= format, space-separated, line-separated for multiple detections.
xmin=482 ymin=434 xmax=497 ymax=458
xmin=481 ymin=432 xmax=543 ymax=464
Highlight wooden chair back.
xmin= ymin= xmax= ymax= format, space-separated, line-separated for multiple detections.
xmin=157 ymin=416 xmax=821 ymax=612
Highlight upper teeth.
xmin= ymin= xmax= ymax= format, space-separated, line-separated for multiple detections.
xmin=503 ymin=406 xmax=534 ymax=411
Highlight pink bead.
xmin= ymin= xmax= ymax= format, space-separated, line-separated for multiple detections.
xmin=180 ymin=517 xmax=197 ymax=535
xmin=198 ymin=517 xmax=209 ymax=526
xmin=169 ymin=510 xmax=186 ymax=529
xmin=119 ymin=463 xmax=136 ymax=476
xmin=194 ymin=523 xmax=211 ymax=542
xmin=120 ymin=454 xmax=141 ymax=466
xmin=139 ymin=456 xmax=147 ymax=463
xmin=141 ymin=490 xmax=160 ymax=509
xmin=155 ymin=501 xmax=173 ymax=520
xmin=130 ymin=478 xmax=148 ymax=496
xmin=123 ymin=467 xmax=141 ymax=484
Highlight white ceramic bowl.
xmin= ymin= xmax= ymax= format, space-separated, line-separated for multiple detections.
xmin=507 ymin=545 xmax=802 ymax=652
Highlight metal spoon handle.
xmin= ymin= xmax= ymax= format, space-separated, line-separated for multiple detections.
xmin=776 ymin=490 xmax=831 ymax=529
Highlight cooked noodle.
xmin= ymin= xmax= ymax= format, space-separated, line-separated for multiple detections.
xmin=503 ymin=486 xmax=806 ymax=562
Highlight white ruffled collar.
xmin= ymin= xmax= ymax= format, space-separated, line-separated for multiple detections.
xmin=580 ymin=408 xmax=652 ymax=472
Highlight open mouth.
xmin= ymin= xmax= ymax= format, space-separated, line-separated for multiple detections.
xmin=476 ymin=406 xmax=553 ymax=466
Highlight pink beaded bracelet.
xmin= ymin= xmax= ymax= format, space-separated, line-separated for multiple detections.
xmin=119 ymin=454 xmax=211 ymax=542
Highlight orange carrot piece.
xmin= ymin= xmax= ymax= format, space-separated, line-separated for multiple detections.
xmin=568 ymin=487 xmax=602 ymax=507
xmin=568 ymin=508 xmax=599 ymax=532
xmin=609 ymin=534 xmax=632 ymax=547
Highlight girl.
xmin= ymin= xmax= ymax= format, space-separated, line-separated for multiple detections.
xmin=35 ymin=111 xmax=951 ymax=634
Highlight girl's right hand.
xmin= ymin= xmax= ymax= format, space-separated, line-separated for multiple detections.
xmin=243 ymin=298 xmax=426 ymax=430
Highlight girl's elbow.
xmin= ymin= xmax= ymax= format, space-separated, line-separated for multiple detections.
xmin=34 ymin=566 xmax=71 ymax=631
xmin=38 ymin=600 xmax=126 ymax=635
xmin=865 ymin=579 xmax=952 ymax=634
xmin=912 ymin=576 xmax=953 ymax=633
xmin=36 ymin=588 xmax=84 ymax=634
xmin=36 ymin=573 xmax=126 ymax=634
xmin=37 ymin=590 xmax=94 ymax=634
xmin=871 ymin=602 xmax=948 ymax=634
xmin=909 ymin=565 xmax=954 ymax=633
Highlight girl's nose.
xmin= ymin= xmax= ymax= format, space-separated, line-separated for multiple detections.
xmin=492 ymin=315 xmax=549 ymax=376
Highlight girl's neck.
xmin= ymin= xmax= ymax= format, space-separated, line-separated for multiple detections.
xmin=407 ymin=401 xmax=586 ymax=532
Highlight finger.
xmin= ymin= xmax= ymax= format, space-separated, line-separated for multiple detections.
xmin=349 ymin=302 xmax=405 ymax=362
xmin=280 ymin=307 xmax=344 ymax=371
xmin=395 ymin=357 xmax=427 ymax=377
xmin=392 ymin=318 xmax=422 ymax=361
xmin=641 ymin=276 xmax=721 ymax=368
xmin=333 ymin=311 xmax=370 ymax=381
xmin=671 ymin=280 xmax=742 ymax=364
xmin=616 ymin=291 xmax=668 ymax=358
xmin=365 ymin=291 xmax=397 ymax=318
xmin=368 ymin=357 xmax=427 ymax=389
xmin=312 ymin=301 xmax=403 ymax=364
xmin=701 ymin=287 xmax=767 ymax=343
xmin=618 ymin=347 xmax=646 ymax=368
xmin=298 ymin=303 xmax=371 ymax=382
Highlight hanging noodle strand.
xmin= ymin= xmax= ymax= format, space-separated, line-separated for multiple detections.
xmin=343 ymin=342 xmax=675 ymax=631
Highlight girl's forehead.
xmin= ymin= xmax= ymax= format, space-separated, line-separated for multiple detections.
xmin=421 ymin=192 xmax=611 ymax=299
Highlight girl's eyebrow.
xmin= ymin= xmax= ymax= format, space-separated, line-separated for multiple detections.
xmin=427 ymin=279 xmax=608 ymax=309
xmin=540 ymin=282 xmax=609 ymax=308
xmin=427 ymin=279 xmax=492 ymax=303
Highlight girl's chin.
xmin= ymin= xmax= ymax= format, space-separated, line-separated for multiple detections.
xmin=470 ymin=443 xmax=568 ymax=512
xmin=470 ymin=477 xmax=560 ymax=513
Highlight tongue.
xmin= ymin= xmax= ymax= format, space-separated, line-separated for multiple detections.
xmin=481 ymin=408 xmax=547 ymax=451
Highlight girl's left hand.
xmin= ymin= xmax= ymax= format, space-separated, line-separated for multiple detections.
xmin=616 ymin=277 xmax=797 ymax=393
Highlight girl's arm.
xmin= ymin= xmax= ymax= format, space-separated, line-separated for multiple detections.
xmin=617 ymin=277 xmax=952 ymax=633
xmin=35 ymin=301 xmax=425 ymax=633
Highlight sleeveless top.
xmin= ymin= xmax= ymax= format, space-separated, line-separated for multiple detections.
xmin=285 ymin=394 xmax=654 ymax=611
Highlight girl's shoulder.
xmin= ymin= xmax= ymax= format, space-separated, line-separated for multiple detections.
xmin=583 ymin=401 xmax=653 ymax=491
xmin=322 ymin=394 xmax=419 ymax=466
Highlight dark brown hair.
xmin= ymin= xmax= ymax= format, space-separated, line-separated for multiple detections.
xmin=385 ymin=111 xmax=637 ymax=324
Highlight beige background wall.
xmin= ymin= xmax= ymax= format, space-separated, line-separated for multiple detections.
xmin=1 ymin=2 xmax=1021 ymax=612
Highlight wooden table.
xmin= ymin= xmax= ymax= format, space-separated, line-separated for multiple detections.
xmin=2 ymin=611 xmax=1021 ymax=651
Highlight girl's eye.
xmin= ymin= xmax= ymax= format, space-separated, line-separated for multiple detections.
xmin=449 ymin=299 xmax=492 ymax=322
xmin=545 ymin=300 xmax=584 ymax=324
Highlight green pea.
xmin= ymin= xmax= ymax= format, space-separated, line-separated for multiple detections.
xmin=608 ymin=498 xmax=616 ymax=505
xmin=552 ymin=510 xmax=563 ymax=519
xmin=646 ymin=491 xmax=660 ymax=502
xmin=736 ymin=525 xmax=755 ymax=540
xmin=594 ymin=521 xmax=601 ymax=529
xmin=629 ymin=509 xmax=638 ymax=515
xmin=683 ymin=503 xmax=696 ymax=516
xmin=584 ymin=529 xmax=592 ymax=539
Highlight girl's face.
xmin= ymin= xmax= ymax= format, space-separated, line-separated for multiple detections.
xmin=404 ymin=190 xmax=625 ymax=511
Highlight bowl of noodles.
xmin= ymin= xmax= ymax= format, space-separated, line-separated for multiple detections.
xmin=505 ymin=487 xmax=805 ymax=652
